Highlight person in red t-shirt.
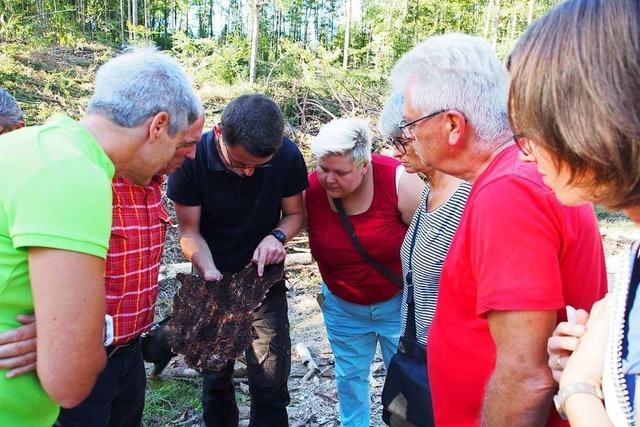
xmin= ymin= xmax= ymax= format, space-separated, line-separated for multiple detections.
xmin=389 ymin=33 xmax=607 ymax=427
xmin=306 ymin=117 xmax=424 ymax=427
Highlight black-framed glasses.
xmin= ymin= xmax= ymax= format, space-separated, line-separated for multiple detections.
xmin=513 ymin=133 xmax=532 ymax=156
xmin=223 ymin=141 xmax=273 ymax=170
xmin=398 ymin=109 xmax=447 ymax=137
xmin=388 ymin=136 xmax=413 ymax=155
xmin=217 ymin=124 xmax=273 ymax=170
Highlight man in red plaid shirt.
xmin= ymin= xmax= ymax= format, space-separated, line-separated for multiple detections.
xmin=0 ymin=111 xmax=205 ymax=427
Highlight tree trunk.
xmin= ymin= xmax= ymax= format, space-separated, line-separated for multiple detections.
xmin=413 ymin=0 xmax=420 ymax=43
xmin=275 ymin=8 xmax=281 ymax=59
xmin=527 ymin=0 xmax=536 ymax=24
xmin=482 ymin=0 xmax=493 ymax=39
xmin=209 ymin=0 xmax=214 ymax=38
xmin=144 ymin=0 xmax=149 ymax=37
xmin=185 ymin=2 xmax=189 ymax=35
xmin=313 ymin=1 xmax=319 ymax=46
xmin=131 ymin=0 xmax=138 ymax=40
xmin=249 ymin=0 xmax=260 ymax=84
xmin=79 ymin=0 xmax=86 ymax=33
xmin=508 ymin=8 xmax=517 ymax=43
xmin=126 ymin=0 xmax=132 ymax=40
xmin=342 ymin=0 xmax=351 ymax=69
xmin=303 ymin=2 xmax=309 ymax=46
xmin=119 ymin=0 xmax=125 ymax=45
xmin=491 ymin=0 xmax=501 ymax=50
xmin=164 ymin=3 xmax=169 ymax=42
xmin=174 ymin=0 xmax=178 ymax=31
xmin=222 ymin=1 xmax=228 ymax=43
xmin=329 ymin=2 xmax=335 ymax=48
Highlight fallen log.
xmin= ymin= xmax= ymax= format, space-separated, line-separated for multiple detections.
xmin=285 ymin=253 xmax=314 ymax=266
xmin=294 ymin=342 xmax=321 ymax=381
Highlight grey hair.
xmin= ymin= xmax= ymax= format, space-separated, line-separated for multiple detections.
xmin=379 ymin=92 xmax=404 ymax=139
xmin=87 ymin=46 xmax=202 ymax=135
xmin=311 ymin=117 xmax=372 ymax=166
xmin=390 ymin=33 xmax=511 ymax=144
xmin=0 ymin=88 xmax=24 ymax=128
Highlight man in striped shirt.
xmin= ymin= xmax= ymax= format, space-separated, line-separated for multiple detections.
xmin=0 ymin=112 xmax=205 ymax=427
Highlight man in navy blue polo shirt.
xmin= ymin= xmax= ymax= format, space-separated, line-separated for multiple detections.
xmin=167 ymin=94 xmax=308 ymax=427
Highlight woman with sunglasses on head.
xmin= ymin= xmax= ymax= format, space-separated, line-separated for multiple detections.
xmin=305 ymin=116 xmax=424 ymax=427
xmin=378 ymin=93 xmax=471 ymax=426
xmin=508 ymin=0 xmax=640 ymax=425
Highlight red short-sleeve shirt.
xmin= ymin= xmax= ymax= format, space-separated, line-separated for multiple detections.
xmin=306 ymin=154 xmax=407 ymax=304
xmin=427 ymin=145 xmax=607 ymax=426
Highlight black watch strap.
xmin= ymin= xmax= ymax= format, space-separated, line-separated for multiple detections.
xmin=270 ymin=229 xmax=287 ymax=245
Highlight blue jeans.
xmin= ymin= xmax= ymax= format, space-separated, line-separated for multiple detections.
xmin=320 ymin=283 xmax=402 ymax=427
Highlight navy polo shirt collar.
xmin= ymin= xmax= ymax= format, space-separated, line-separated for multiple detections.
xmin=205 ymin=132 xmax=226 ymax=172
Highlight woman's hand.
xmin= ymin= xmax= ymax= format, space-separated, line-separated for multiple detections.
xmin=547 ymin=308 xmax=589 ymax=382
xmin=559 ymin=295 xmax=612 ymax=389
xmin=0 ymin=314 xmax=37 ymax=378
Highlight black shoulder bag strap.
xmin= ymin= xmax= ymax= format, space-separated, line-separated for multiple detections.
xmin=333 ymin=198 xmax=403 ymax=289
xmin=404 ymin=209 xmax=423 ymax=340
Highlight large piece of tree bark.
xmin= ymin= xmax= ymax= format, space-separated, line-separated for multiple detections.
xmin=167 ymin=263 xmax=285 ymax=372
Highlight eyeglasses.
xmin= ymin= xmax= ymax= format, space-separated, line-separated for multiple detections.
xmin=218 ymin=134 xmax=273 ymax=170
xmin=398 ymin=110 xmax=447 ymax=138
xmin=388 ymin=136 xmax=413 ymax=155
xmin=513 ymin=133 xmax=532 ymax=156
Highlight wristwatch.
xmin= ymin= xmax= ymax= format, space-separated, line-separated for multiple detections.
xmin=553 ymin=382 xmax=604 ymax=419
xmin=270 ymin=229 xmax=287 ymax=245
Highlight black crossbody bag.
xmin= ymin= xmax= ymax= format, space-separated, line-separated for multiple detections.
xmin=333 ymin=198 xmax=403 ymax=288
xmin=381 ymin=209 xmax=435 ymax=427
xmin=333 ymin=199 xmax=434 ymax=427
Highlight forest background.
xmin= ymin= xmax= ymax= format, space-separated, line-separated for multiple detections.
xmin=1 ymin=0 xmax=563 ymax=140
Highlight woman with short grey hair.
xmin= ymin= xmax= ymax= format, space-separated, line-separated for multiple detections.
xmin=305 ymin=117 xmax=423 ymax=427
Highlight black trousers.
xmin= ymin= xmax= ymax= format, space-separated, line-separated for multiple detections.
xmin=202 ymin=281 xmax=291 ymax=427
xmin=56 ymin=339 xmax=146 ymax=427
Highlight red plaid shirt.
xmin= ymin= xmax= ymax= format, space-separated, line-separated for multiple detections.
xmin=105 ymin=176 xmax=170 ymax=345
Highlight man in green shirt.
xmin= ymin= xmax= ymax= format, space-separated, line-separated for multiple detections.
xmin=0 ymin=47 xmax=202 ymax=427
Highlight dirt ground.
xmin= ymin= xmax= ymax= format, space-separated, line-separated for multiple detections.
xmin=152 ymin=204 xmax=389 ymax=426
xmin=150 ymin=206 xmax=638 ymax=427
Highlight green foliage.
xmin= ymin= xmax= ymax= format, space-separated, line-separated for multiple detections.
xmin=172 ymin=33 xmax=250 ymax=85
xmin=0 ymin=40 xmax=113 ymax=125
xmin=0 ymin=0 xmax=565 ymax=84
xmin=143 ymin=378 xmax=202 ymax=425
xmin=595 ymin=206 xmax=631 ymax=223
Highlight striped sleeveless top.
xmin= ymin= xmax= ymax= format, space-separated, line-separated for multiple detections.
xmin=399 ymin=181 xmax=471 ymax=345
